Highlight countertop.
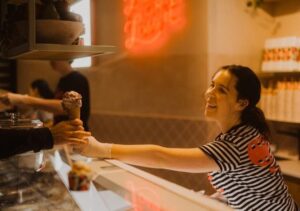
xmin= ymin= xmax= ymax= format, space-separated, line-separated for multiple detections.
xmin=278 ymin=160 xmax=300 ymax=179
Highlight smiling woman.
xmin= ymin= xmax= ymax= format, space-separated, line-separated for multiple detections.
xmin=72 ymin=64 xmax=297 ymax=211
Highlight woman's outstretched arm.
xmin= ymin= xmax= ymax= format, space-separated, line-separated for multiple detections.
xmin=79 ymin=137 xmax=219 ymax=173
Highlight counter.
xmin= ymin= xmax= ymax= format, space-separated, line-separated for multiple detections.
xmin=0 ymin=152 xmax=79 ymax=210
xmin=0 ymin=150 xmax=233 ymax=211
xmin=278 ymin=160 xmax=300 ymax=179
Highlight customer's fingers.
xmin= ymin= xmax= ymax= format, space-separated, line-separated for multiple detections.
xmin=63 ymin=121 xmax=85 ymax=131
xmin=68 ymin=131 xmax=91 ymax=138
xmin=68 ymin=119 xmax=83 ymax=126
xmin=66 ymin=138 xmax=88 ymax=145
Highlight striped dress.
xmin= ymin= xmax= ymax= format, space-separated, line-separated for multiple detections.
xmin=200 ymin=124 xmax=297 ymax=211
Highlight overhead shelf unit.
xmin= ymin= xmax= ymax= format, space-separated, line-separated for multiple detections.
xmin=4 ymin=43 xmax=117 ymax=60
xmin=1 ymin=0 xmax=117 ymax=60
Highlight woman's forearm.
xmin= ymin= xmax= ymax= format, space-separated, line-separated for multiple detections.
xmin=112 ymin=144 xmax=166 ymax=169
xmin=80 ymin=137 xmax=219 ymax=173
xmin=25 ymin=96 xmax=65 ymax=114
xmin=111 ymin=144 xmax=218 ymax=173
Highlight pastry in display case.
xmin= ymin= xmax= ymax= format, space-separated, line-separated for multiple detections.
xmin=68 ymin=161 xmax=92 ymax=191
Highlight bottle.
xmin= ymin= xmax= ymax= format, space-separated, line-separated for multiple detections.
xmin=294 ymin=80 xmax=300 ymax=123
xmin=260 ymin=85 xmax=267 ymax=115
xmin=285 ymin=80 xmax=293 ymax=122
xmin=271 ymin=82 xmax=278 ymax=120
xmin=276 ymin=80 xmax=286 ymax=121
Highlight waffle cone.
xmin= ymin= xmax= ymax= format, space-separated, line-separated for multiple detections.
xmin=67 ymin=107 xmax=81 ymax=120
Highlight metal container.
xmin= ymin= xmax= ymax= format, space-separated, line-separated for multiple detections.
xmin=0 ymin=112 xmax=45 ymax=171
xmin=0 ymin=112 xmax=43 ymax=129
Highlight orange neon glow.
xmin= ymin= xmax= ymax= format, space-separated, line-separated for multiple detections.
xmin=125 ymin=181 xmax=162 ymax=211
xmin=123 ymin=0 xmax=186 ymax=54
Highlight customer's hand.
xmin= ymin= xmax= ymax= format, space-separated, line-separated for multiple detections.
xmin=0 ymin=93 xmax=28 ymax=107
xmin=74 ymin=136 xmax=112 ymax=159
xmin=50 ymin=119 xmax=91 ymax=145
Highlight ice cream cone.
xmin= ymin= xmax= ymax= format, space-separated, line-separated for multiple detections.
xmin=67 ymin=107 xmax=81 ymax=120
xmin=61 ymin=91 xmax=82 ymax=120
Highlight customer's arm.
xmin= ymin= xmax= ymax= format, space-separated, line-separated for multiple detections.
xmin=0 ymin=119 xmax=90 ymax=159
xmin=0 ymin=93 xmax=64 ymax=114
xmin=0 ymin=127 xmax=53 ymax=159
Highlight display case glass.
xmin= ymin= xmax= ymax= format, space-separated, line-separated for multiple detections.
xmin=0 ymin=150 xmax=233 ymax=211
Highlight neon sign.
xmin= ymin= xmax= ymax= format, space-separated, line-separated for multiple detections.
xmin=123 ymin=0 xmax=186 ymax=54
xmin=125 ymin=181 xmax=162 ymax=211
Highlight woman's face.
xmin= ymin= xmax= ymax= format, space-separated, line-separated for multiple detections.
xmin=204 ymin=70 xmax=242 ymax=123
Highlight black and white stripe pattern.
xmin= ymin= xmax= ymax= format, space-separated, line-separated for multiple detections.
xmin=200 ymin=124 xmax=296 ymax=211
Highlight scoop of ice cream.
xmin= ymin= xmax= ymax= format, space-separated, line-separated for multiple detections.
xmin=62 ymin=91 xmax=82 ymax=110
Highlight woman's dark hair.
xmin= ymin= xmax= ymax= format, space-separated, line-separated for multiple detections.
xmin=31 ymin=79 xmax=54 ymax=99
xmin=218 ymin=65 xmax=270 ymax=138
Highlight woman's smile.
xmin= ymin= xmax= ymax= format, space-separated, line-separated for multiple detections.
xmin=205 ymin=101 xmax=217 ymax=110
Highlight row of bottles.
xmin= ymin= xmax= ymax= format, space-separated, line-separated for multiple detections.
xmin=261 ymin=36 xmax=300 ymax=72
xmin=260 ymin=79 xmax=300 ymax=123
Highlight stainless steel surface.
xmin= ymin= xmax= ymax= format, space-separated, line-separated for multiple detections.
xmin=0 ymin=112 xmax=43 ymax=129
xmin=0 ymin=112 xmax=45 ymax=171
xmin=0 ymin=154 xmax=80 ymax=211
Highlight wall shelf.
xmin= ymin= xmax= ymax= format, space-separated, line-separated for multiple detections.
xmin=268 ymin=119 xmax=300 ymax=127
xmin=277 ymin=160 xmax=300 ymax=179
xmin=7 ymin=0 xmax=81 ymax=6
xmin=275 ymin=150 xmax=298 ymax=161
xmin=1 ymin=0 xmax=117 ymax=60
xmin=258 ymin=71 xmax=300 ymax=78
xmin=268 ymin=120 xmax=300 ymax=160
xmin=3 ymin=43 xmax=116 ymax=60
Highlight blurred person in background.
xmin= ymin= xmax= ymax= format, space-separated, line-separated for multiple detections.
xmin=0 ymin=60 xmax=90 ymax=131
xmin=22 ymin=79 xmax=54 ymax=127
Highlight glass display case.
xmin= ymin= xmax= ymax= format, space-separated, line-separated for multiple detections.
xmin=0 ymin=150 xmax=233 ymax=211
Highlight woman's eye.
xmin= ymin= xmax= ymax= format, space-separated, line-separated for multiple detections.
xmin=218 ymin=88 xmax=227 ymax=94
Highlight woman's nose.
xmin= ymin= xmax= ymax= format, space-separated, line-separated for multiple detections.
xmin=205 ymin=88 xmax=215 ymax=99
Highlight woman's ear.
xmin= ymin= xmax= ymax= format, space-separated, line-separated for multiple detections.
xmin=237 ymin=99 xmax=249 ymax=111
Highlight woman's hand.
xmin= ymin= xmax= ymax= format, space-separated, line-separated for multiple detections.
xmin=50 ymin=119 xmax=91 ymax=145
xmin=74 ymin=136 xmax=112 ymax=159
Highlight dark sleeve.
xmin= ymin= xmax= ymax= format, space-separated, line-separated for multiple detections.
xmin=0 ymin=128 xmax=53 ymax=159
xmin=199 ymin=140 xmax=241 ymax=172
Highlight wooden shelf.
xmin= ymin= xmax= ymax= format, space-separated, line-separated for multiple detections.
xmin=262 ymin=0 xmax=282 ymax=2
xmin=1 ymin=0 xmax=116 ymax=60
xmin=275 ymin=150 xmax=298 ymax=161
xmin=277 ymin=160 xmax=300 ymax=178
xmin=258 ymin=71 xmax=300 ymax=79
xmin=267 ymin=119 xmax=300 ymax=127
xmin=7 ymin=0 xmax=81 ymax=5
xmin=4 ymin=43 xmax=117 ymax=60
